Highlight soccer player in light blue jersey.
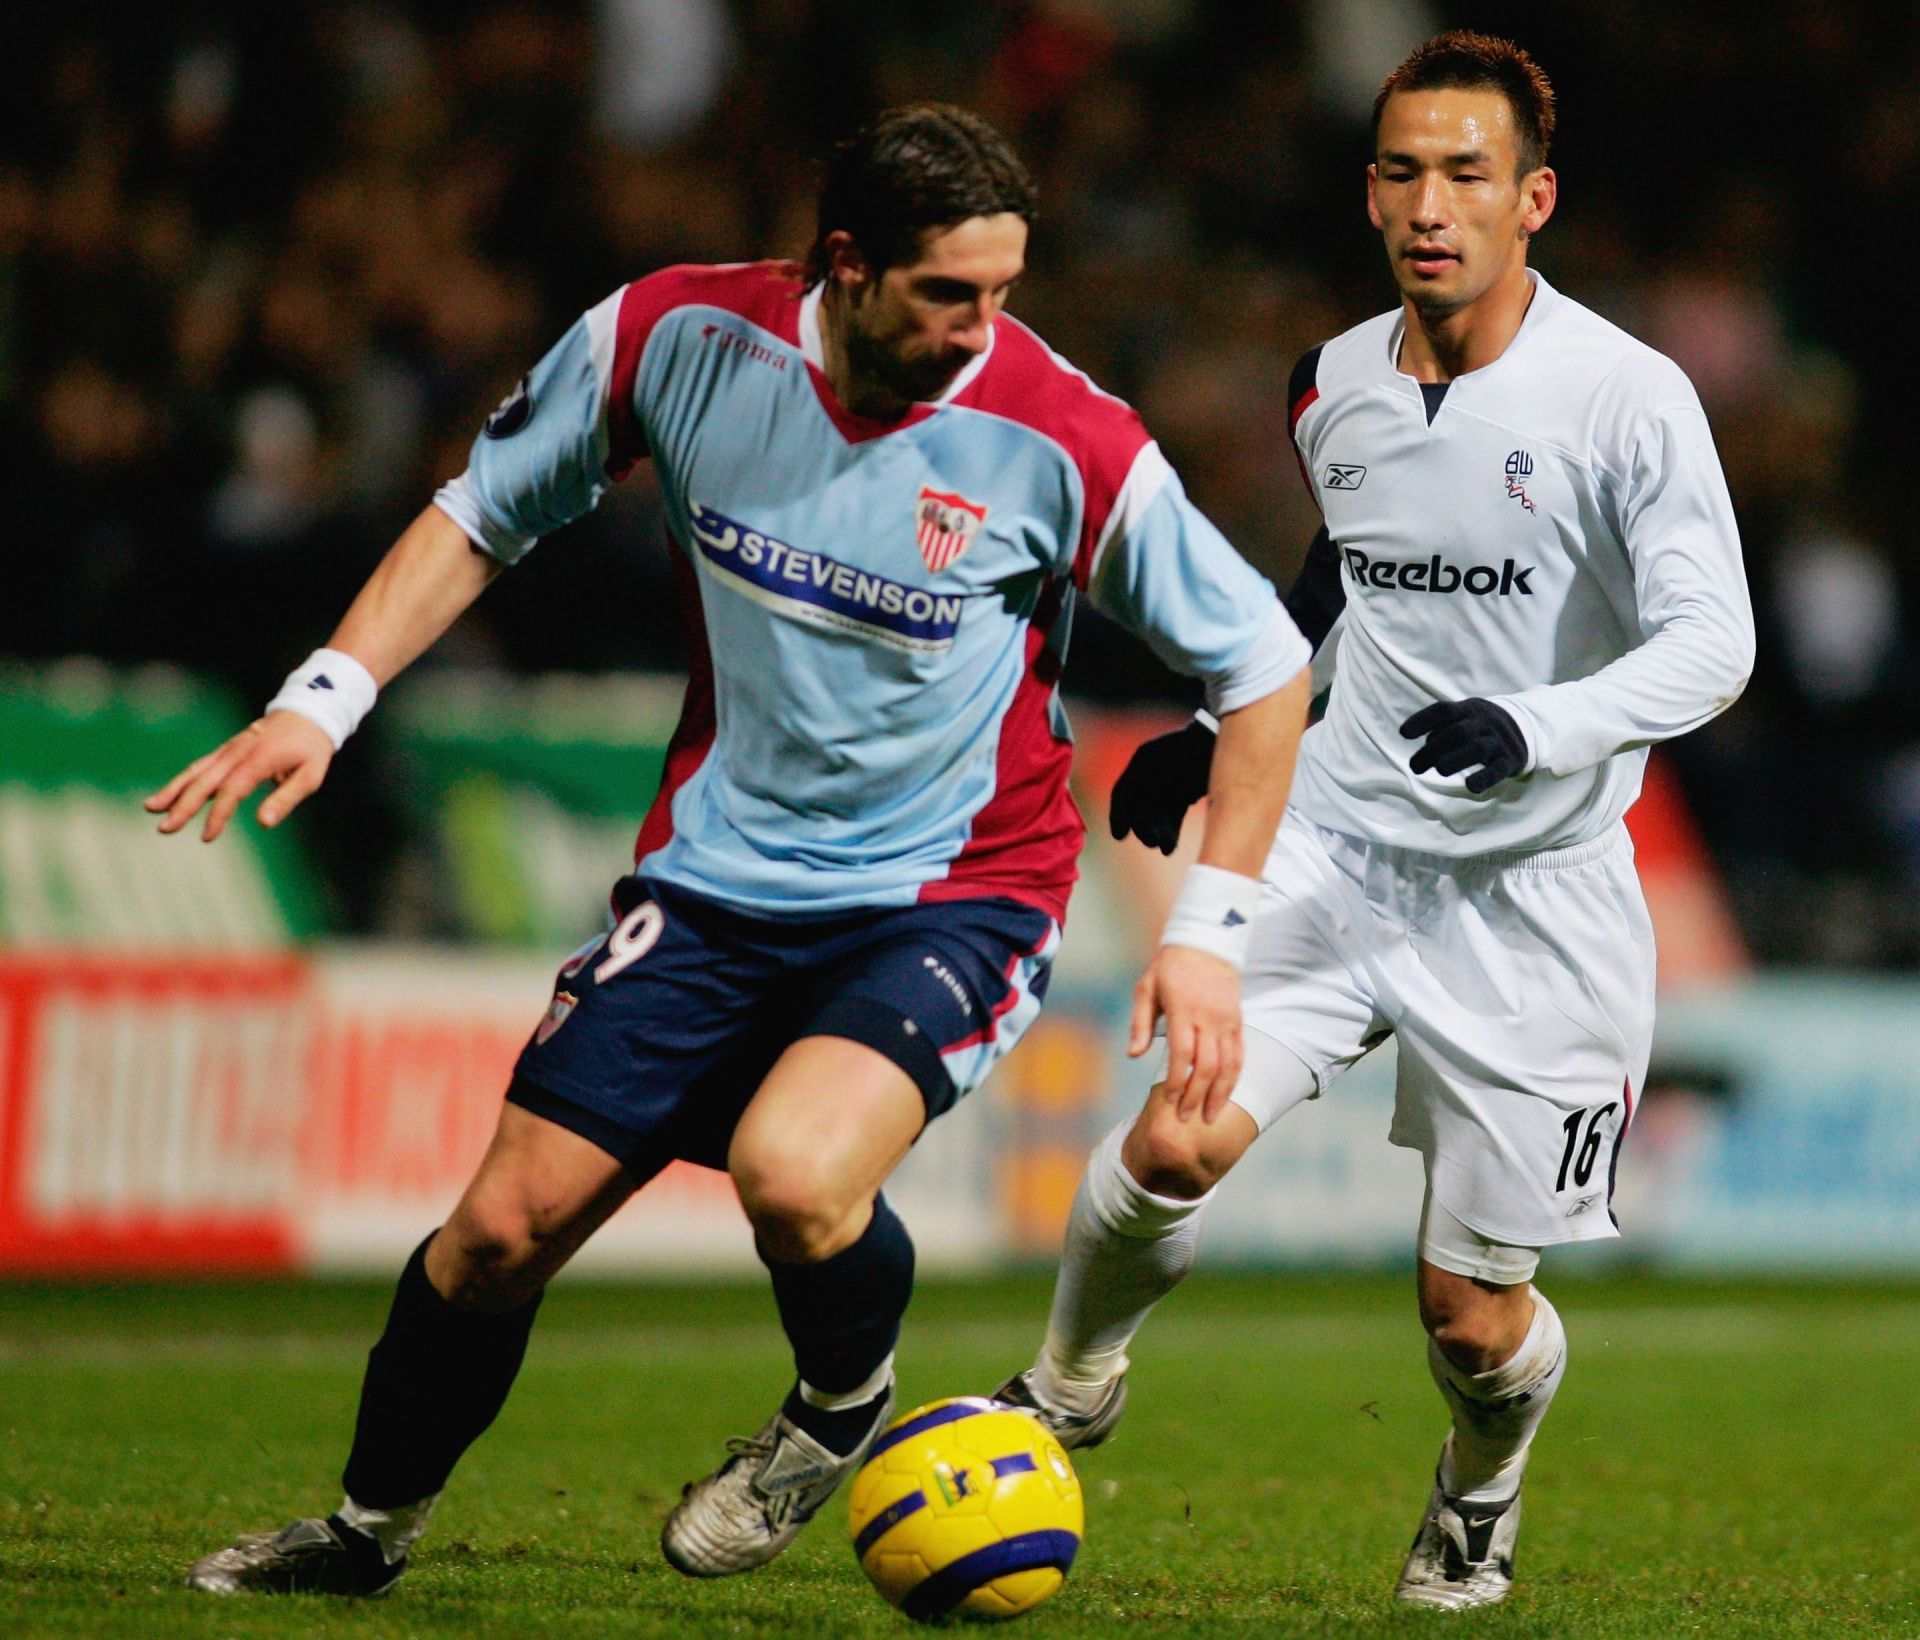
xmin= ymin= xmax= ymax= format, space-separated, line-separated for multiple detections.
xmin=153 ymin=105 xmax=1312 ymax=1598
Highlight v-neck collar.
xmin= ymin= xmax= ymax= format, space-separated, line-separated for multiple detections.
xmin=797 ymin=283 xmax=996 ymax=444
xmin=1387 ymin=269 xmax=1556 ymax=417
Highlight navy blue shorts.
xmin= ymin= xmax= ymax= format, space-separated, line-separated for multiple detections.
xmin=509 ymin=876 xmax=1059 ymax=1176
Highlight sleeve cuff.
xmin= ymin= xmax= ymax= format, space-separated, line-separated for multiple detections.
xmin=432 ymin=474 xmax=538 ymax=566
xmin=1490 ymin=692 xmax=1545 ymax=777
xmin=1203 ymin=606 xmax=1314 ymax=717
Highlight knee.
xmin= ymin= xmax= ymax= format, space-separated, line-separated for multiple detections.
xmin=1421 ymin=1284 xmax=1531 ymax=1375
xmin=1122 ymin=1097 xmax=1244 ymax=1199
xmin=434 ymin=1192 xmax=556 ymax=1312
xmin=730 ymin=1143 xmax=863 ymax=1263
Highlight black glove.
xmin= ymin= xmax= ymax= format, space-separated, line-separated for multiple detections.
xmin=1400 ymin=698 xmax=1528 ymax=794
xmin=1109 ymin=719 xmax=1215 ymax=855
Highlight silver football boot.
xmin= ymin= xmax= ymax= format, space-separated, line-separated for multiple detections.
xmin=990 ymin=1367 xmax=1128 ymax=1451
xmin=661 ymin=1383 xmax=895 ymax=1577
xmin=1395 ymin=1460 xmax=1523 ymax=1610
xmin=185 ymin=1515 xmax=405 ymax=1597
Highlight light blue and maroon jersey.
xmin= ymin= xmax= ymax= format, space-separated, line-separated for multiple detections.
xmin=436 ymin=261 xmax=1305 ymax=920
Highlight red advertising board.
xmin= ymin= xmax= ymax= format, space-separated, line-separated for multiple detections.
xmin=0 ymin=954 xmax=309 ymax=1274
xmin=0 ymin=952 xmax=770 ymax=1277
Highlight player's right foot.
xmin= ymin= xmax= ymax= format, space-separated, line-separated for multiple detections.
xmin=1395 ymin=1467 xmax=1521 ymax=1610
xmin=185 ymin=1515 xmax=405 ymax=1597
xmin=661 ymin=1380 xmax=895 ymax=1577
xmin=990 ymin=1367 xmax=1128 ymax=1451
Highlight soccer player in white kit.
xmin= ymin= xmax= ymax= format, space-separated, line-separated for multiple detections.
xmin=995 ymin=33 xmax=1754 ymax=1610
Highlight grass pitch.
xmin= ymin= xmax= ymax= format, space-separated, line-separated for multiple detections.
xmin=2 ymin=1272 xmax=1915 ymax=1638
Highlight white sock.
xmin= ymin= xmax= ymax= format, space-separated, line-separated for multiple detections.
xmin=1427 ymin=1289 xmax=1567 ymax=1506
xmin=338 ymin=1492 xmax=440 ymax=1566
xmin=1033 ymin=1120 xmax=1212 ymax=1413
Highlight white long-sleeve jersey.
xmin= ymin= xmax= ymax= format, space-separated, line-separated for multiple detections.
xmin=1285 ymin=271 xmax=1754 ymax=857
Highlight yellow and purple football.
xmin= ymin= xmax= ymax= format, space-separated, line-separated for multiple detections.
xmin=848 ymin=1396 xmax=1084 ymax=1623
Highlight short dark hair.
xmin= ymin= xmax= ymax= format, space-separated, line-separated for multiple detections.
xmin=805 ymin=104 xmax=1038 ymax=285
xmin=1373 ymin=31 xmax=1556 ymax=177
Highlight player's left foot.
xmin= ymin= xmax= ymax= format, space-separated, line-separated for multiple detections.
xmin=1395 ymin=1465 xmax=1521 ymax=1610
xmin=184 ymin=1515 xmax=404 ymax=1597
xmin=661 ymin=1380 xmax=895 ymax=1577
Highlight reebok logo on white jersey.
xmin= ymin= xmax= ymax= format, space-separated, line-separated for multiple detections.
xmin=1324 ymin=463 xmax=1367 ymax=490
xmin=1342 ymin=546 xmax=1534 ymax=597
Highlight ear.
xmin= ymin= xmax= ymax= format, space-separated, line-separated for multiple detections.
xmin=1519 ymin=166 xmax=1557 ymax=238
xmin=1365 ymin=163 xmax=1384 ymax=232
xmin=823 ymin=229 xmax=872 ymax=294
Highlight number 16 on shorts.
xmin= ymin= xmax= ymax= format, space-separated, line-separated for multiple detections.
xmin=1554 ymin=1088 xmax=1628 ymax=1218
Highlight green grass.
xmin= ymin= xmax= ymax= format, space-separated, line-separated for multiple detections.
xmin=2 ymin=1273 xmax=1916 ymax=1637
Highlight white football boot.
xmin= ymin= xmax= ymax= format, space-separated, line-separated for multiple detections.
xmin=661 ymin=1383 xmax=894 ymax=1577
xmin=990 ymin=1367 xmax=1128 ymax=1451
xmin=1396 ymin=1457 xmax=1522 ymax=1610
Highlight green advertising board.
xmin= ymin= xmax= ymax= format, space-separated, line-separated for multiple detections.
xmin=0 ymin=661 xmax=324 ymax=945
xmin=384 ymin=671 xmax=684 ymax=948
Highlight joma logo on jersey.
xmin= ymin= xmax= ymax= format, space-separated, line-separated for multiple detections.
xmin=1504 ymin=449 xmax=1538 ymax=513
xmin=1342 ymin=547 xmax=1535 ymax=597
xmin=699 ymin=322 xmax=788 ymax=371
xmin=915 ymin=486 xmax=987 ymax=572
xmin=1324 ymin=463 xmax=1367 ymax=490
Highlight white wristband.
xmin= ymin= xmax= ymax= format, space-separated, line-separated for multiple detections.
xmin=1159 ymin=863 xmax=1261 ymax=970
xmin=265 ymin=648 xmax=378 ymax=751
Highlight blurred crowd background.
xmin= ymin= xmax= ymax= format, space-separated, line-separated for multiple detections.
xmin=6 ymin=0 xmax=1919 ymax=962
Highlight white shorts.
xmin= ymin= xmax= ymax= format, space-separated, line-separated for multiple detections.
xmin=1229 ymin=812 xmax=1655 ymax=1251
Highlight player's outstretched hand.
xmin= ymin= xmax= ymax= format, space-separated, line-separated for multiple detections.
xmin=145 ymin=711 xmax=336 ymax=842
xmin=1400 ymin=698 xmax=1527 ymax=794
xmin=1129 ymin=943 xmax=1243 ymax=1120
xmin=1109 ymin=719 xmax=1216 ymax=855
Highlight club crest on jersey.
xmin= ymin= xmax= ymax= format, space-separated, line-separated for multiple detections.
xmin=484 ymin=375 xmax=533 ymax=439
xmin=915 ymin=486 xmax=987 ymax=573
xmin=1504 ymin=449 xmax=1538 ymax=513
xmin=534 ymin=990 xmax=578 ymax=1045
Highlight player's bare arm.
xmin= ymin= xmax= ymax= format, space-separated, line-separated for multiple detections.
xmin=1131 ymin=663 xmax=1310 ymax=1120
xmin=145 ymin=504 xmax=501 ymax=842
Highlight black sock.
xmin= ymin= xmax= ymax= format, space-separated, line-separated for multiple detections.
xmin=340 ymin=1233 xmax=543 ymax=1509
xmin=766 ymin=1194 xmax=913 ymax=1451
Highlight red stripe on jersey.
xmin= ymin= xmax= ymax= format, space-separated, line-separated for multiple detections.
xmin=1290 ymin=440 xmax=1317 ymax=507
xmin=952 ymin=317 xmax=1151 ymax=590
xmin=1287 ymin=383 xmax=1319 ymax=437
xmin=633 ymin=550 xmax=717 ymax=865
xmin=919 ymin=578 xmax=1080 ymax=923
xmin=606 ymin=261 xmax=807 ymax=477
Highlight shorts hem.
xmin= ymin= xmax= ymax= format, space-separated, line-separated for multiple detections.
xmin=1240 ymin=1018 xmax=1333 ymax=1099
xmin=506 ymin=1075 xmax=660 ymax=1178
xmin=1417 ymin=1238 xmax=1540 ymax=1286
xmin=800 ymin=994 xmax=958 ymax=1118
xmin=1421 ymin=1172 xmax=1626 ymax=1254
